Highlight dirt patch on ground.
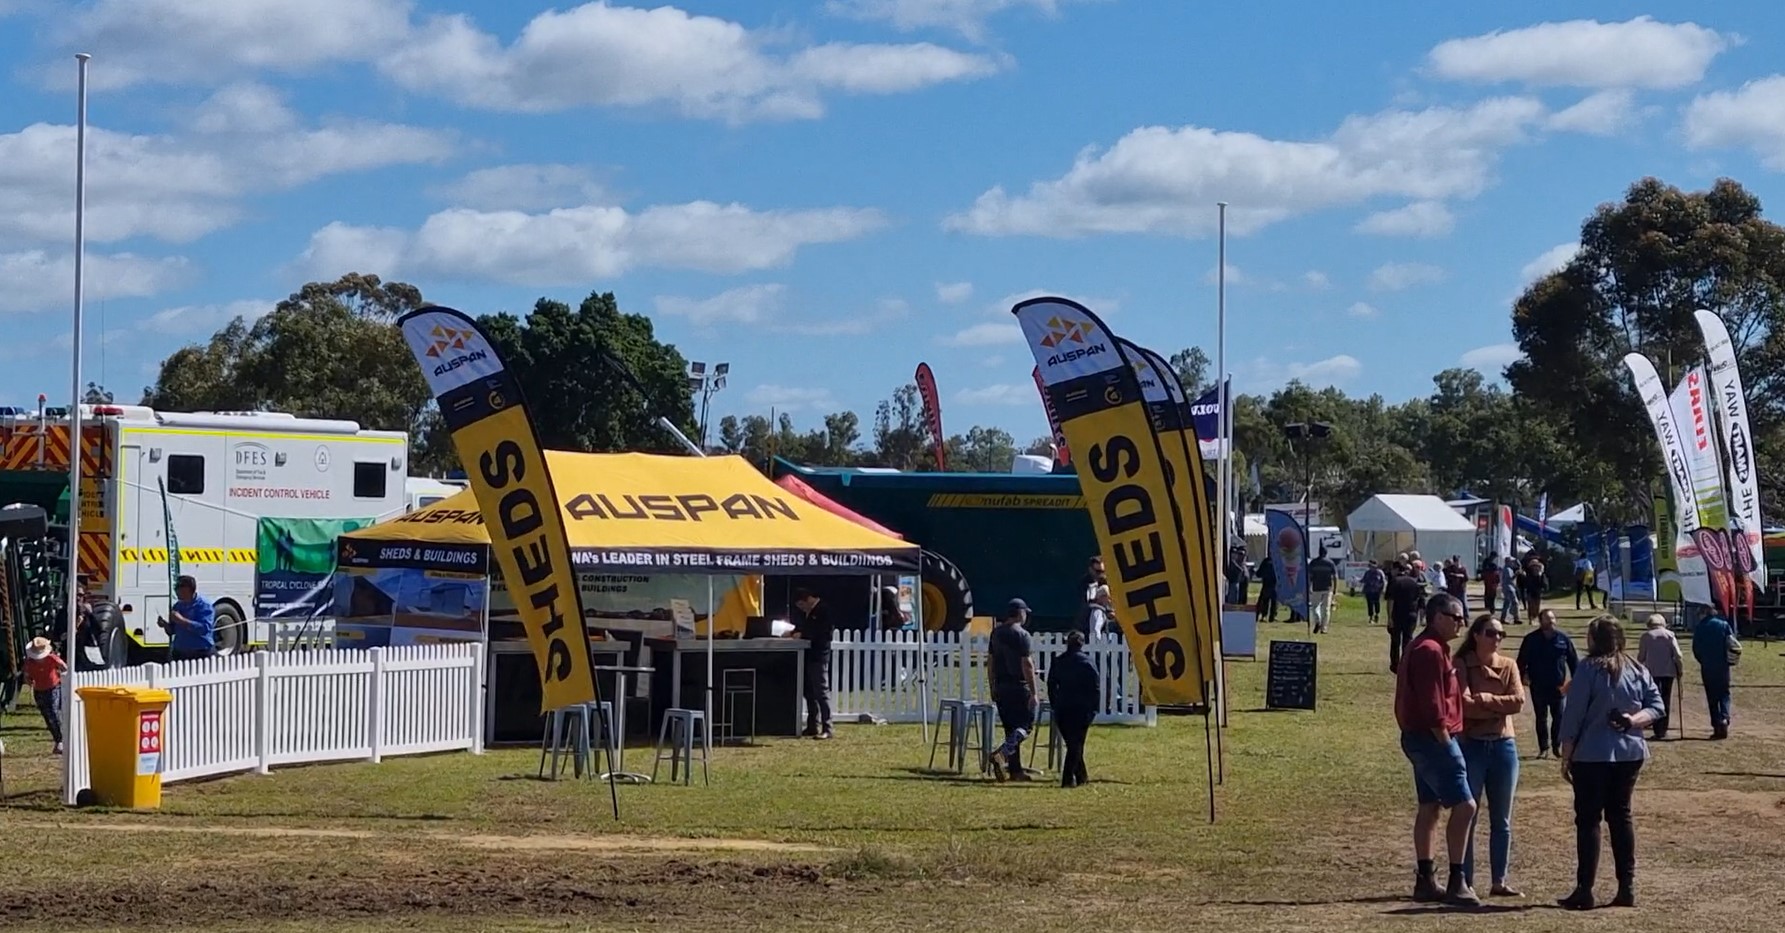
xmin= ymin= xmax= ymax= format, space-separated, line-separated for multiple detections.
xmin=0 ymin=859 xmax=832 ymax=928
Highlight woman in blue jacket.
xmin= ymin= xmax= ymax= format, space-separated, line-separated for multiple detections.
xmin=1046 ymin=631 xmax=1102 ymax=788
xmin=1556 ymin=616 xmax=1665 ymax=910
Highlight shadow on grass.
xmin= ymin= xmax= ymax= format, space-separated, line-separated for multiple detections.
xmin=1381 ymin=904 xmax=1538 ymax=916
xmin=1702 ymin=770 xmax=1785 ymax=779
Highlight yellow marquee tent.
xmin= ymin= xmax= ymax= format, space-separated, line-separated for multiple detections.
xmin=338 ymin=451 xmax=919 ymax=575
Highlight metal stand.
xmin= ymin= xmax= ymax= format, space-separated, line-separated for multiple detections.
xmin=593 ymin=665 xmax=656 ymax=783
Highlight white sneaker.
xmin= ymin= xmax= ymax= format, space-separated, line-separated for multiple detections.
xmin=53 ymin=743 xmax=64 ymax=755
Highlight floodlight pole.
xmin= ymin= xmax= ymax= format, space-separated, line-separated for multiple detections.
xmin=62 ymin=52 xmax=91 ymax=808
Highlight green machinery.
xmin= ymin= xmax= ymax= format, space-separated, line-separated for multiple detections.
xmin=1 ymin=505 xmax=65 ymax=708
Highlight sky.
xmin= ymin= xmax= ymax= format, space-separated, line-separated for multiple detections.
xmin=2 ymin=2 xmax=1784 ymax=446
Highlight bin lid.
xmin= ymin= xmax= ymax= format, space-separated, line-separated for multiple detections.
xmin=75 ymin=685 xmax=173 ymax=704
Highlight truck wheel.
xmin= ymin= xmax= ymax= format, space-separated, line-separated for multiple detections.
xmin=213 ymin=602 xmax=245 ymax=656
xmin=88 ymin=600 xmax=128 ymax=669
xmin=919 ymin=550 xmax=973 ymax=633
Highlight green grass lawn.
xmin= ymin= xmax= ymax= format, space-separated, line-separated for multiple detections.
xmin=2 ymin=595 xmax=1782 ymax=932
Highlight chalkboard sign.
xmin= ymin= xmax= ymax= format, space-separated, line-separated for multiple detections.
xmin=1266 ymin=640 xmax=1318 ymax=711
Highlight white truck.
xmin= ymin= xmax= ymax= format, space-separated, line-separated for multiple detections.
xmin=0 ymin=404 xmax=408 ymax=663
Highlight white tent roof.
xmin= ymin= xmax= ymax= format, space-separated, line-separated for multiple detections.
xmin=1547 ymin=502 xmax=1587 ymax=525
xmin=1347 ymin=494 xmax=1477 ymax=533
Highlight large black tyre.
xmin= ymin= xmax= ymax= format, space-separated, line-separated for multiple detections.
xmin=87 ymin=599 xmax=127 ymax=669
xmin=213 ymin=601 xmax=246 ymax=656
xmin=919 ymin=550 xmax=973 ymax=633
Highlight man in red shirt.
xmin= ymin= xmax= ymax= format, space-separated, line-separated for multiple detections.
xmin=1394 ymin=593 xmax=1479 ymax=908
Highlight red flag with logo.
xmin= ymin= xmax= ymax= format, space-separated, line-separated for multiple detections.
xmin=1033 ymin=366 xmax=1070 ymax=465
xmin=914 ymin=362 xmax=946 ymax=471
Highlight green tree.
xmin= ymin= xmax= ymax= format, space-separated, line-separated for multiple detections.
xmin=1508 ymin=177 xmax=1785 ymax=519
xmin=1170 ymin=346 xmax=1212 ymax=396
xmin=872 ymin=384 xmax=931 ymax=470
xmin=946 ymin=425 xmax=1017 ymax=472
xmin=142 ymin=273 xmax=438 ymax=468
xmin=476 ymin=292 xmax=696 ymax=454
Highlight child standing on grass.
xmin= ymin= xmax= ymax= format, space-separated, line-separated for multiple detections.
xmin=1046 ymin=630 xmax=1101 ymax=788
xmin=23 ymin=637 xmax=68 ymax=755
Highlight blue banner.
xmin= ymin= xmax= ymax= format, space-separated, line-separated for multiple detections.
xmin=1266 ymin=508 xmax=1309 ymax=616
xmin=1626 ymin=525 xmax=1656 ymax=600
xmin=1191 ymin=384 xmax=1221 ymax=442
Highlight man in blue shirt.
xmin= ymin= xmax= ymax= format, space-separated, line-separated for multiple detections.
xmin=1692 ymin=607 xmax=1738 ymax=740
xmin=1517 ymin=609 xmax=1579 ymax=759
xmin=161 ymin=575 xmax=217 ymax=662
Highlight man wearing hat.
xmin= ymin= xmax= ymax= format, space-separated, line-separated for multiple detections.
xmin=23 ymin=637 xmax=69 ymax=754
xmin=986 ymin=598 xmax=1038 ymax=781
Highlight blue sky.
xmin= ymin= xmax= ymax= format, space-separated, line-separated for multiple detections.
xmin=2 ymin=2 xmax=1783 ymax=445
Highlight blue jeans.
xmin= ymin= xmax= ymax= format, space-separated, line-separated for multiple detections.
xmin=1460 ymin=736 xmax=1519 ymax=886
xmin=1500 ymin=584 xmax=1519 ymax=621
xmin=1400 ymin=731 xmax=1471 ymax=807
xmin=1703 ymin=666 xmax=1732 ymax=727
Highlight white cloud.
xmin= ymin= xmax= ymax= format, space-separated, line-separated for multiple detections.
xmin=781 ymin=298 xmax=910 ymax=336
xmin=1368 ymin=262 xmax=1446 ymax=292
xmin=1202 ymin=262 xmax=1246 ymax=285
xmin=955 ymin=383 xmax=1030 ymax=405
xmin=432 ymin=164 xmax=609 ymax=211
xmin=0 ymin=84 xmax=453 ymax=247
xmin=51 ymin=0 xmax=413 ymax=89
xmin=1684 ymin=76 xmax=1785 ymax=170
xmin=1460 ymin=343 xmax=1521 ymax=373
xmin=0 ymin=251 xmax=193 ymax=314
xmin=654 ymin=283 xmax=786 ymax=327
xmin=296 ymin=202 xmax=885 ymax=285
xmin=940 ymin=321 xmax=1019 ymax=347
xmin=382 ymin=3 xmax=1000 ymax=122
xmin=745 ymin=384 xmax=837 ymax=412
xmin=1346 ymin=302 xmax=1378 ymax=319
xmin=1520 ymin=242 xmax=1580 ymax=283
xmin=828 ymin=0 xmax=1082 ymax=41
xmin=1241 ymin=353 xmax=1363 ymax=390
xmin=1355 ymin=201 xmax=1455 ymax=238
xmin=940 ymin=289 xmax=1119 ymax=347
xmin=946 ymin=98 xmax=1545 ymax=238
xmin=1427 ymin=17 xmax=1733 ymax=90
xmin=140 ymin=299 xmax=273 ymax=335
xmin=1547 ymin=90 xmax=1637 ymax=136
xmin=1302 ymin=270 xmax=1331 ymax=290
xmin=936 ymin=281 xmax=974 ymax=304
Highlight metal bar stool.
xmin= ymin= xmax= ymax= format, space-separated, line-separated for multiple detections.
xmin=719 ymin=669 xmax=757 ymax=746
xmin=1036 ymin=700 xmax=1063 ymax=771
xmin=963 ymin=701 xmax=998 ymax=776
xmin=652 ymin=708 xmax=710 ymax=786
xmin=927 ymin=698 xmax=968 ymax=772
xmin=536 ymin=701 xmax=613 ymax=780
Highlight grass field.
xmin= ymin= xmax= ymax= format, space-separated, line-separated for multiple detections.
xmin=1 ymin=596 xmax=1782 ymax=932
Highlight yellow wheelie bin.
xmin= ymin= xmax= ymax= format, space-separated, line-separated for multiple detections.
xmin=76 ymin=686 xmax=173 ymax=808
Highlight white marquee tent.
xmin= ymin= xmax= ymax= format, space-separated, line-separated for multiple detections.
xmin=1346 ymin=494 xmax=1478 ymax=566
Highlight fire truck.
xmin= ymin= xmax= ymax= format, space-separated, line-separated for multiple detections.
xmin=0 ymin=402 xmax=408 ymax=664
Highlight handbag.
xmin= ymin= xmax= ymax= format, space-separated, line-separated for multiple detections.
xmin=1727 ymin=632 xmax=1743 ymax=668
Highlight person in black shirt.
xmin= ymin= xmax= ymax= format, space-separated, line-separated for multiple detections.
xmin=1386 ymin=562 xmax=1427 ymax=673
xmin=1046 ymin=630 xmax=1101 ymax=787
xmin=986 ymin=599 xmax=1038 ymax=781
xmin=789 ymin=588 xmax=834 ymax=739
xmin=1256 ymin=557 xmax=1278 ymax=623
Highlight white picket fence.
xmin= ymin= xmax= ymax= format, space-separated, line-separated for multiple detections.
xmin=65 ymin=644 xmax=483 ymax=792
xmin=829 ymin=630 xmax=1156 ymax=726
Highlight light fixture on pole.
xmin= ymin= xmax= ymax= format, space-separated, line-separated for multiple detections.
xmin=687 ymin=361 xmax=728 ymax=450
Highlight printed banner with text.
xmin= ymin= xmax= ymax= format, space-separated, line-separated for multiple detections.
xmin=255 ymin=516 xmax=373 ymax=618
xmin=1013 ymin=296 xmax=1207 ymax=705
xmin=399 ymin=305 xmax=598 ymax=713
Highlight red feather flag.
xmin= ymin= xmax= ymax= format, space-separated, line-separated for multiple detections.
xmin=914 ymin=362 xmax=946 ymax=471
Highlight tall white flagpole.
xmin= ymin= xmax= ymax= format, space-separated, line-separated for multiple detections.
xmin=1214 ymin=202 xmax=1230 ymax=740
xmin=63 ymin=52 xmax=92 ymax=807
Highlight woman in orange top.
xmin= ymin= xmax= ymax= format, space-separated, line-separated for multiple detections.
xmin=22 ymin=637 xmax=69 ymax=754
xmin=1455 ymin=614 xmax=1526 ymax=897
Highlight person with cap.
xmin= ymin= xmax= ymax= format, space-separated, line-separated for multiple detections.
xmin=986 ymin=598 xmax=1038 ymax=782
xmin=159 ymin=575 xmax=217 ymax=662
xmin=1395 ymin=592 xmax=1480 ymax=907
xmin=1046 ymin=629 xmax=1101 ymax=787
xmin=1636 ymin=613 xmax=1683 ymax=739
xmin=23 ymin=637 xmax=69 ymax=754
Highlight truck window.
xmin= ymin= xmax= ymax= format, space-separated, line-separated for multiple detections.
xmin=354 ymin=461 xmax=388 ymax=499
xmin=167 ymin=454 xmax=205 ymax=494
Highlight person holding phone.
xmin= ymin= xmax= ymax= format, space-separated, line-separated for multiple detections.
xmin=158 ymin=575 xmax=216 ymax=662
xmin=1556 ymin=616 xmax=1665 ymax=910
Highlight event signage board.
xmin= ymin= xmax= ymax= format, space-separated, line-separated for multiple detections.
xmin=1013 ymin=296 xmax=1207 ymax=705
xmin=1265 ymin=639 xmax=1317 ymax=711
xmin=1265 ymin=508 xmax=1309 ymax=617
xmin=254 ymin=517 xmax=372 ymax=619
xmin=398 ymin=305 xmax=597 ymax=713
xmin=1625 ymin=353 xmax=1712 ymax=606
